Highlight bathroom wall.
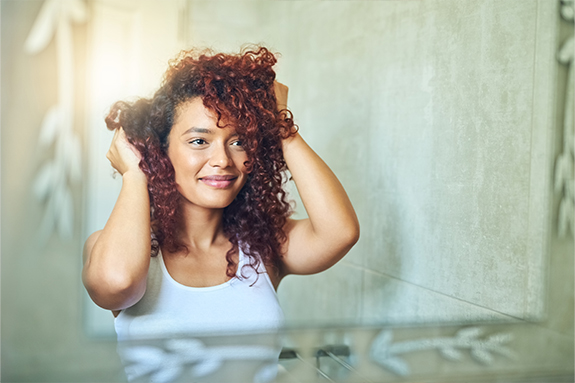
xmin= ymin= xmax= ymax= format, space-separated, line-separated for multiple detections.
xmin=184 ymin=0 xmax=561 ymax=325
xmin=1 ymin=1 xmax=125 ymax=381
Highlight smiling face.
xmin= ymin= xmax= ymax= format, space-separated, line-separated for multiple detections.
xmin=167 ymin=97 xmax=249 ymax=210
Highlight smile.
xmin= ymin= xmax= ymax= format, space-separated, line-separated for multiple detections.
xmin=199 ymin=175 xmax=238 ymax=189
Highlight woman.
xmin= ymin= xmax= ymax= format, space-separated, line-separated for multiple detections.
xmin=82 ymin=46 xmax=359 ymax=382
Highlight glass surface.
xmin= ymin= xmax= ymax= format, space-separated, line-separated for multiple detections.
xmin=1 ymin=1 xmax=572 ymax=382
xmin=83 ymin=0 xmax=558 ymax=331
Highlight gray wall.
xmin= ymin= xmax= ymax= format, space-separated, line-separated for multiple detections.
xmin=185 ymin=0 xmax=561 ymax=325
xmin=273 ymin=0 xmax=555 ymax=325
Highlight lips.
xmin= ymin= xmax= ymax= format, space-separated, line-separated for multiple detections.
xmin=199 ymin=174 xmax=238 ymax=189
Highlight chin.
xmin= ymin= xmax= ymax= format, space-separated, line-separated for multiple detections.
xmin=203 ymin=200 xmax=236 ymax=209
xmin=179 ymin=194 xmax=238 ymax=210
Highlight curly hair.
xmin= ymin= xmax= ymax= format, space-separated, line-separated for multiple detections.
xmin=105 ymin=46 xmax=296 ymax=278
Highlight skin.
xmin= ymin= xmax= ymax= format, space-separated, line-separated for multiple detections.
xmin=82 ymin=82 xmax=360 ymax=313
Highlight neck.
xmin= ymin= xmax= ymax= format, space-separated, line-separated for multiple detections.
xmin=174 ymin=201 xmax=228 ymax=253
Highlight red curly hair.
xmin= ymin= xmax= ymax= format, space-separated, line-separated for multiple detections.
xmin=105 ymin=46 xmax=296 ymax=278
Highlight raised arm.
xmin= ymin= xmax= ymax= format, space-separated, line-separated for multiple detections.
xmin=276 ymin=82 xmax=360 ymax=277
xmin=82 ymin=128 xmax=151 ymax=310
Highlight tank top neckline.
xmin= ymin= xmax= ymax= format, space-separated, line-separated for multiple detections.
xmin=158 ymin=248 xmax=245 ymax=292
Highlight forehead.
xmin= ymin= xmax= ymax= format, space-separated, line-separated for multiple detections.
xmin=174 ymin=98 xmax=216 ymax=127
xmin=172 ymin=98 xmax=237 ymax=135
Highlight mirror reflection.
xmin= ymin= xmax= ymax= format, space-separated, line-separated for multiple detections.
xmin=2 ymin=0 xmax=573 ymax=382
xmin=84 ymin=0 xmax=555 ymax=330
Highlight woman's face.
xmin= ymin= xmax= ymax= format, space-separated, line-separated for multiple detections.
xmin=167 ymin=97 xmax=249 ymax=210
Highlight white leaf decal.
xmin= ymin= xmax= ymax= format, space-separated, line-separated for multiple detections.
xmin=38 ymin=105 xmax=60 ymax=147
xmin=559 ymin=197 xmax=574 ymax=236
xmin=121 ymin=345 xmax=165 ymax=364
xmin=33 ymin=162 xmax=55 ymax=200
xmin=371 ymin=327 xmax=515 ymax=376
xmin=57 ymin=186 xmax=73 ymax=239
xmin=486 ymin=332 xmax=513 ymax=345
xmin=24 ymin=0 xmax=59 ymax=54
xmin=456 ymin=327 xmax=483 ymax=340
xmin=192 ymin=357 xmax=223 ymax=378
xmin=558 ymin=36 xmax=574 ymax=64
xmin=470 ymin=348 xmax=493 ymax=364
xmin=370 ymin=330 xmax=393 ymax=356
xmin=380 ymin=357 xmax=410 ymax=376
xmin=38 ymin=191 xmax=56 ymax=241
xmin=120 ymin=346 xmax=165 ymax=379
xmin=52 ymin=183 xmax=64 ymax=218
xmin=165 ymin=338 xmax=206 ymax=362
xmin=150 ymin=361 xmax=184 ymax=383
xmin=27 ymin=0 xmax=87 ymax=242
xmin=439 ymin=346 xmax=463 ymax=361
xmin=67 ymin=0 xmax=89 ymax=23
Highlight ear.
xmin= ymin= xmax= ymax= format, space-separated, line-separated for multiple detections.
xmin=243 ymin=160 xmax=254 ymax=174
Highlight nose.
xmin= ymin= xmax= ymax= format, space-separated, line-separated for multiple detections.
xmin=208 ymin=142 xmax=232 ymax=168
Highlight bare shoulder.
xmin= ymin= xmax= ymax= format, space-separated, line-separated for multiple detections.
xmin=83 ymin=230 xmax=103 ymax=263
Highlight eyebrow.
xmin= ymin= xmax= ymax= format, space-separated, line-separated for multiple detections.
xmin=181 ymin=127 xmax=213 ymax=136
xmin=181 ymin=126 xmax=240 ymax=138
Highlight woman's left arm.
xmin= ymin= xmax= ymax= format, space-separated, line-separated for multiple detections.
xmin=277 ymin=83 xmax=360 ymax=277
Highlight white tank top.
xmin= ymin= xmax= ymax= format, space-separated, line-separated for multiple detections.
xmin=114 ymin=249 xmax=285 ymax=383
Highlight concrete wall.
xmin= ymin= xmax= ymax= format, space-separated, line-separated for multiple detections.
xmin=185 ymin=0 xmax=562 ymax=325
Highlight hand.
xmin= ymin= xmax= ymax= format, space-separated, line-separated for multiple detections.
xmin=106 ymin=128 xmax=143 ymax=177
xmin=274 ymin=80 xmax=298 ymax=146
xmin=274 ymin=81 xmax=288 ymax=111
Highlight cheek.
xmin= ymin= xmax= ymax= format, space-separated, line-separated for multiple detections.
xmin=170 ymin=151 xmax=205 ymax=176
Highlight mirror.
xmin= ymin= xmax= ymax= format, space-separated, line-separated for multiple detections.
xmin=5 ymin=1 xmax=573 ymax=382
xmin=79 ymin=0 xmax=557 ymax=334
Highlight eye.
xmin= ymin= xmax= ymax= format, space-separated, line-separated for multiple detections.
xmin=231 ymin=140 xmax=243 ymax=147
xmin=188 ymin=138 xmax=207 ymax=145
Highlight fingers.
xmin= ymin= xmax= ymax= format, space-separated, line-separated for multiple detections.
xmin=106 ymin=128 xmax=121 ymax=162
xmin=274 ymin=80 xmax=289 ymax=111
xmin=106 ymin=128 xmax=143 ymax=176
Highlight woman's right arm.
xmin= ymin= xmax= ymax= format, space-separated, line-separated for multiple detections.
xmin=82 ymin=128 xmax=151 ymax=310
